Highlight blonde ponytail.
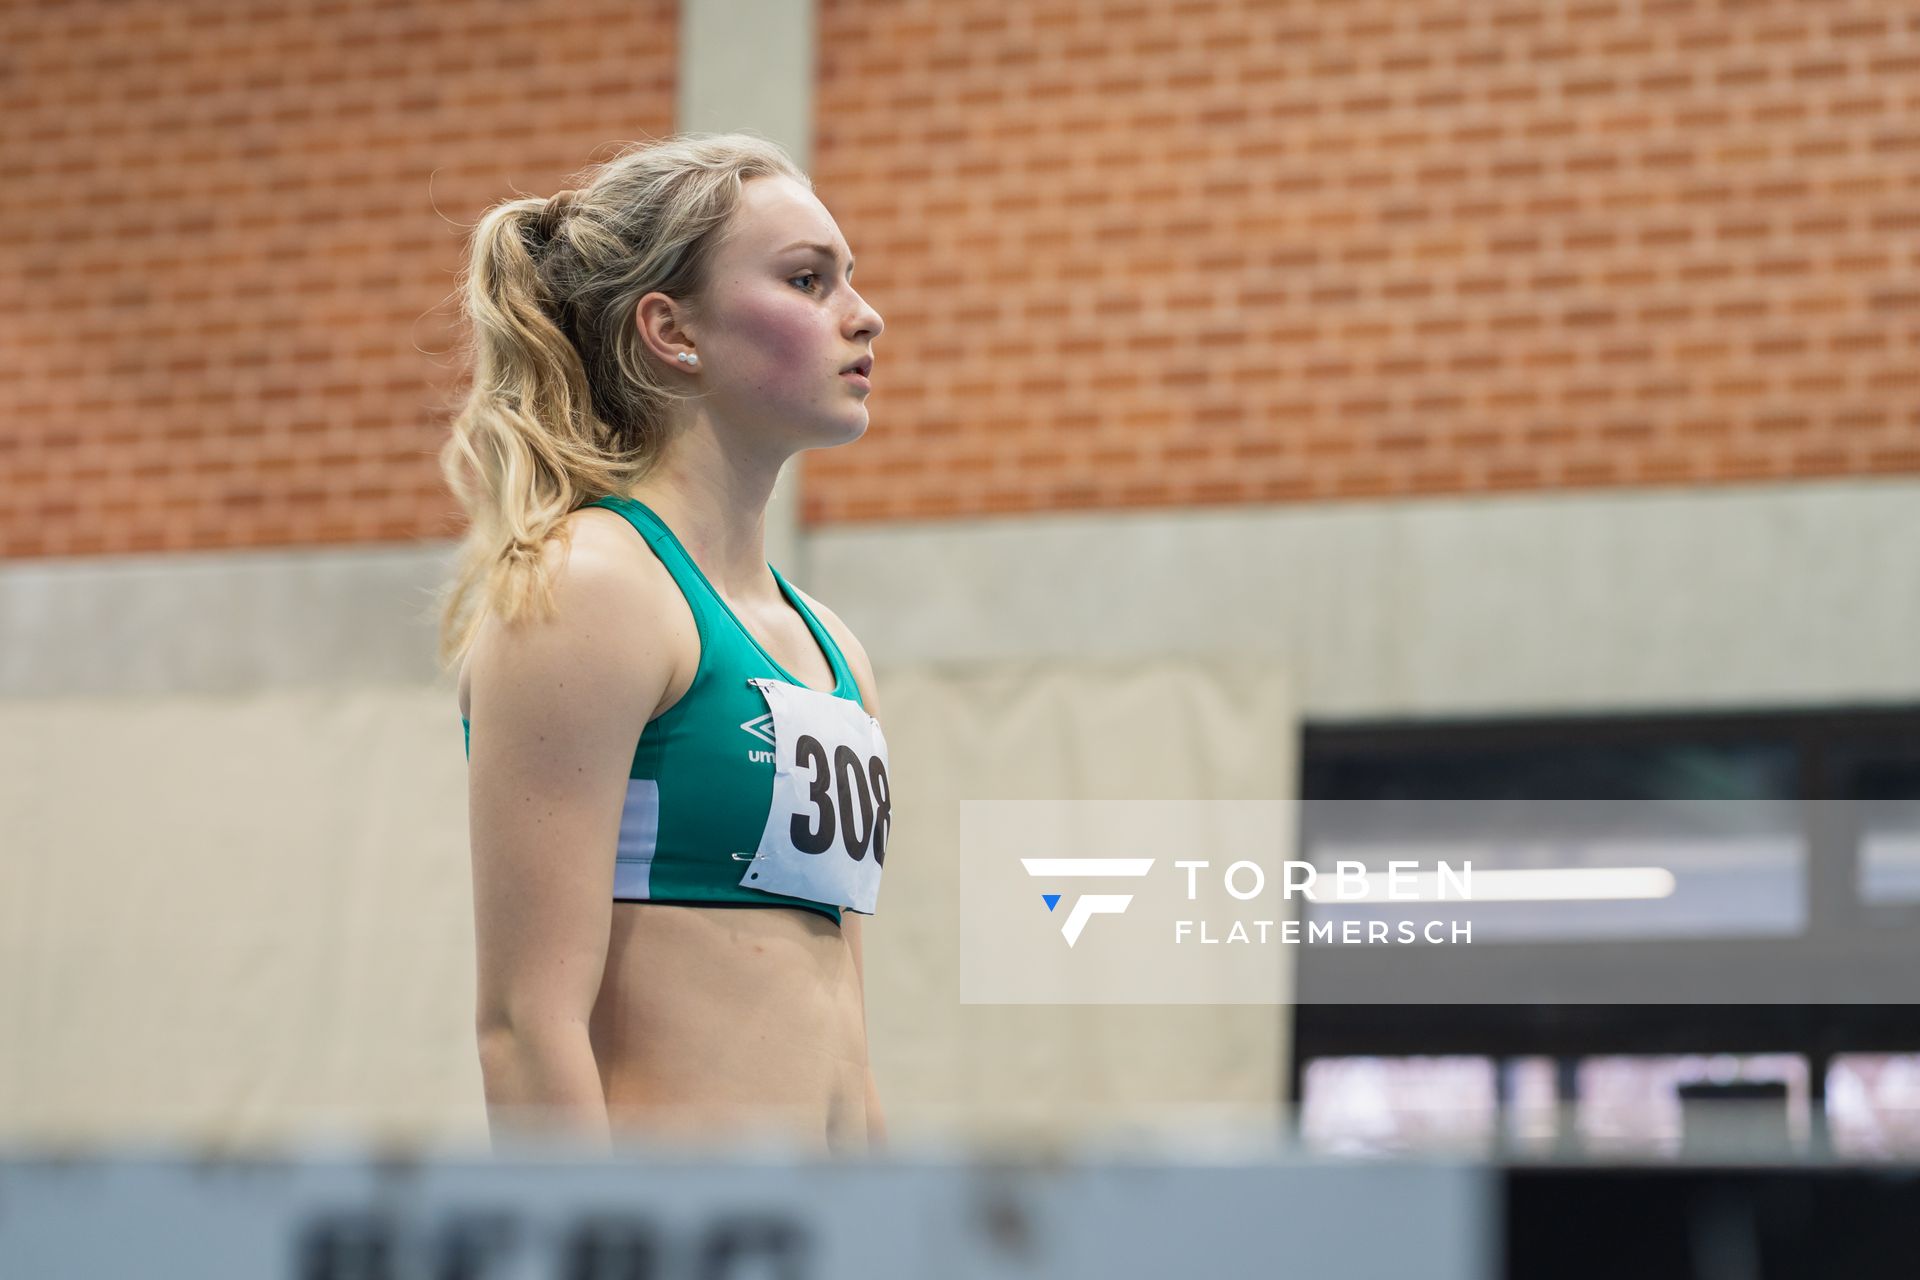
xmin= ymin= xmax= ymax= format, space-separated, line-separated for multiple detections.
xmin=431 ymin=132 xmax=810 ymax=671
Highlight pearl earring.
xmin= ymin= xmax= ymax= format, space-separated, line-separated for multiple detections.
xmin=676 ymin=352 xmax=699 ymax=367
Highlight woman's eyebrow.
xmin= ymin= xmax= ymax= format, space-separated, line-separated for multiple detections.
xmin=780 ymin=241 xmax=854 ymax=273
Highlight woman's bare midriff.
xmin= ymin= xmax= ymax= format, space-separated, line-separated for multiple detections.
xmin=462 ymin=507 xmax=872 ymax=1154
xmin=594 ymin=900 xmax=871 ymax=1154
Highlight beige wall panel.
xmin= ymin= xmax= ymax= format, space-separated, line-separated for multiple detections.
xmin=0 ymin=688 xmax=477 ymax=1146
xmin=865 ymin=657 xmax=1295 ymax=1149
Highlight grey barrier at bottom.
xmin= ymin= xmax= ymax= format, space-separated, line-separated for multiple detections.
xmin=0 ymin=1145 xmax=1496 ymax=1279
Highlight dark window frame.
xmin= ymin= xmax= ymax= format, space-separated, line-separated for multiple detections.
xmin=1290 ymin=702 xmax=1920 ymax=1107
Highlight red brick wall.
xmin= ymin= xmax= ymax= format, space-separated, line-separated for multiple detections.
xmin=0 ymin=0 xmax=676 ymax=557
xmin=3 ymin=2 xmax=1915 ymax=557
xmin=806 ymin=0 xmax=1920 ymax=521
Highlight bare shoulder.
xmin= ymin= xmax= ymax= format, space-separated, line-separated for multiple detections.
xmin=534 ymin=503 xmax=700 ymax=644
xmin=459 ymin=504 xmax=693 ymax=722
xmin=563 ymin=503 xmax=669 ymax=584
xmin=789 ymin=584 xmax=881 ymax=718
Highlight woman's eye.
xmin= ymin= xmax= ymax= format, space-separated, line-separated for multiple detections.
xmin=790 ymin=272 xmax=820 ymax=292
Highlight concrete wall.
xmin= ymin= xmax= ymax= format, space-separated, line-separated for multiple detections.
xmin=12 ymin=478 xmax=1913 ymax=719
xmin=810 ymin=477 xmax=1920 ymax=721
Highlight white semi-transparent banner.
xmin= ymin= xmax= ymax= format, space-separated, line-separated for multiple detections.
xmin=960 ymin=799 xmax=1920 ymax=1005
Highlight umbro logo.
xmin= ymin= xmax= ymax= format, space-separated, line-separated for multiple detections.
xmin=739 ymin=713 xmax=777 ymax=745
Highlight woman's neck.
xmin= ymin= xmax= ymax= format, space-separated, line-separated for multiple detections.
xmin=626 ymin=467 xmax=780 ymax=603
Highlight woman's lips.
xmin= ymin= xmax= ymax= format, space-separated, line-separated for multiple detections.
xmin=840 ymin=370 xmax=871 ymax=389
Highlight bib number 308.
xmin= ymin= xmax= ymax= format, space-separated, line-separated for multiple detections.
xmin=789 ymin=733 xmax=890 ymax=865
xmin=741 ymin=677 xmax=891 ymax=915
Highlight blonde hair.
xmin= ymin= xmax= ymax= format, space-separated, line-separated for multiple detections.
xmin=432 ymin=131 xmax=811 ymax=671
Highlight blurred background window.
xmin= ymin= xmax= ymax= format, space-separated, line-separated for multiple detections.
xmin=1574 ymin=1053 xmax=1810 ymax=1156
xmin=1825 ymin=1054 xmax=1920 ymax=1159
xmin=1302 ymin=730 xmax=1805 ymax=940
xmin=1291 ymin=706 xmax=1920 ymax=1157
xmin=1300 ymin=1055 xmax=1498 ymax=1157
xmin=1834 ymin=740 xmax=1920 ymax=908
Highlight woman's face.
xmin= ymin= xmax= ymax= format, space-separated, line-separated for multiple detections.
xmin=652 ymin=175 xmax=884 ymax=463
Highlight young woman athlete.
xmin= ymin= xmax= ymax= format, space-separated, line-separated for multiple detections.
xmin=437 ymin=134 xmax=890 ymax=1156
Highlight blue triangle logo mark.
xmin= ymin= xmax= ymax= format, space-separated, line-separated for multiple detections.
xmin=1043 ymin=893 xmax=1061 ymax=912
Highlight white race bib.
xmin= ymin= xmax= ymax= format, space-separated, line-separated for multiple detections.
xmin=738 ymin=677 xmax=890 ymax=915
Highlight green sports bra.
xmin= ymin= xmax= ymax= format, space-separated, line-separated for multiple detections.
xmin=462 ymin=494 xmax=866 ymax=926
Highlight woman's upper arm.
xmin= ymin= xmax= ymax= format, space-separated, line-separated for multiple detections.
xmin=465 ymin=523 xmax=673 ymax=1038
